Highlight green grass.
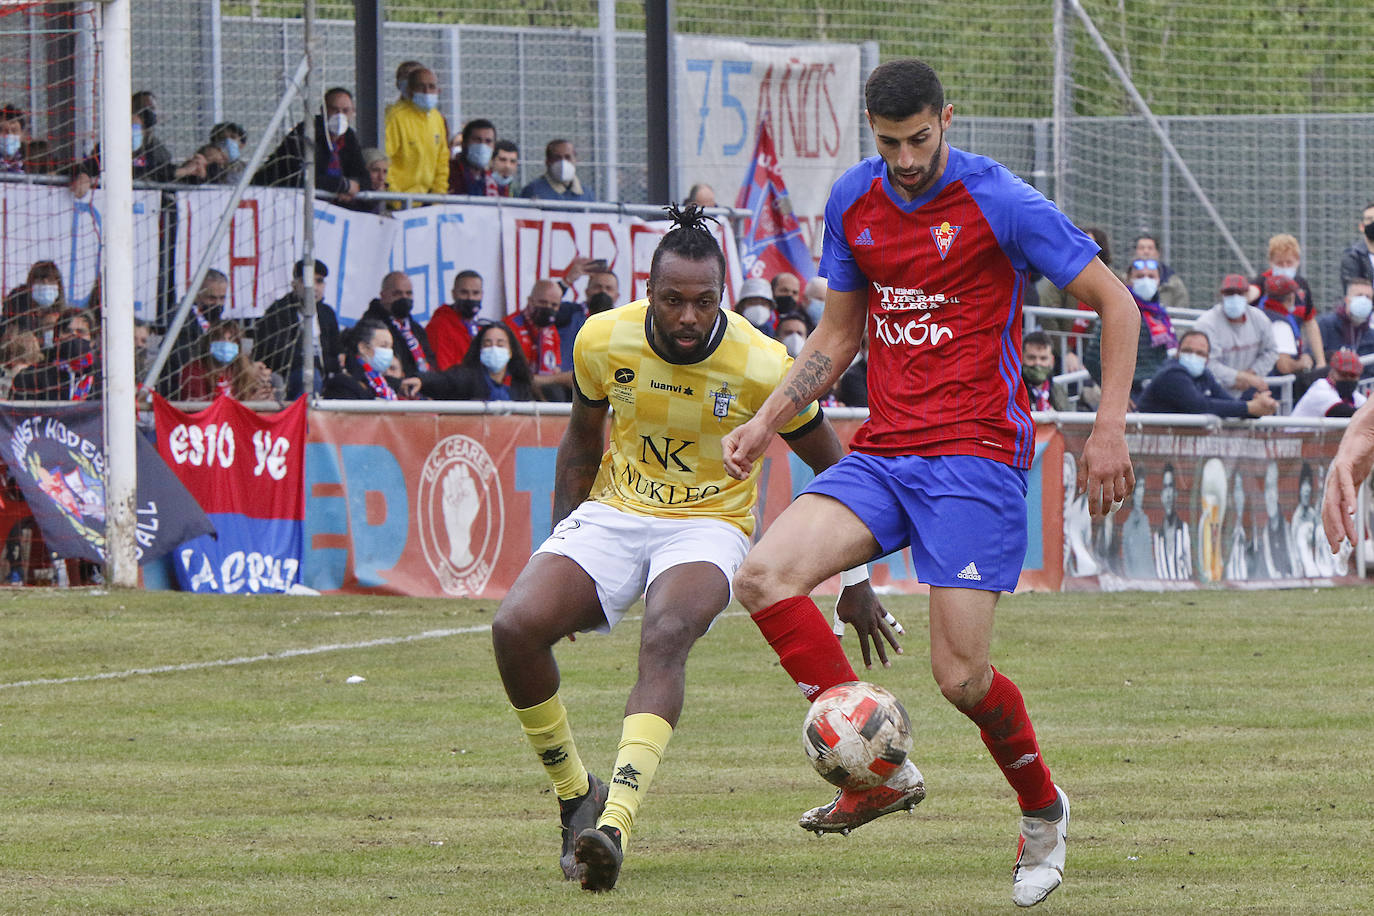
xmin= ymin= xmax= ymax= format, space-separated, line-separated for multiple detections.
xmin=2 ymin=588 xmax=1373 ymax=913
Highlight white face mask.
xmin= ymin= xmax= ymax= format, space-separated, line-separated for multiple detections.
xmin=550 ymin=159 xmax=575 ymax=184
xmin=1222 ymin=294 xmax=1248 ymax=320
xmin=31 ymin=283 xmax=60 ymax=307
xmin=1131 ymin=276 xmax=1159 ymax=301
xmin=327 ymin=113 xmax=349 ymax=137
xmin=1178 ymin=351 xmax=1208 ymax=378
xmin=741 ymin=304 xmax=772 ymax=328
xmin=1349 ymin=294 xmax=1374 ymax=323
xmin=480 ymin=345 xmax=511 ymax=375
xmin=1271 ymin=264 xmax=1298 ymax=279
xmin=781 ymin=332 xmax=805 ymax=358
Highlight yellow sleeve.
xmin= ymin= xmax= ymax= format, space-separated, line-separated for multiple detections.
xmin=572 ymin=317 xmax=608 ymax=404
xmin=384 ymin=108 xmax=412 ymax=193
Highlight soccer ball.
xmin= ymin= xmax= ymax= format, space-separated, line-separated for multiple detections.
xmin=802 ymin=681 xmax=913 ymax=790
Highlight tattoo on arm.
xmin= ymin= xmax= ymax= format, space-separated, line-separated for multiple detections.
xmin=783 ymin=351 xmax=834 ymax=410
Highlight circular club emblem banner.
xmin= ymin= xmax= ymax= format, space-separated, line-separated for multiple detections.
xmin=417 ymin=434 xmax=504 ymax=596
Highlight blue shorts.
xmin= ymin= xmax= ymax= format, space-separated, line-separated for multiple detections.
xmin=804 ymin=453 xmax=1029 ymax=593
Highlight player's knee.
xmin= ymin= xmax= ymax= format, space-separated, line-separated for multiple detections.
xmin=638 ymin=616 xmax=698 ymax=669
xmin=932 ymin=664 xmax=992 ymax=712
xmin=732 ymin=555 xmax=782 ymax=611
xmin=490 ymin=601 xmax=548 ymax=656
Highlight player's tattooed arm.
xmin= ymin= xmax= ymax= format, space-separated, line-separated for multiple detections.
xmin=552 ymin=399 xmax=609 ymax=525
xmin=782 ymin=350 xmax=834 ymax=411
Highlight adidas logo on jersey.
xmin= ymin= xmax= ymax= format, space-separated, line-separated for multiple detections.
xmin=853 ymin=227 xmax=875 ymax=246
xmin=956 ymin=561 xmax=982 ymax=581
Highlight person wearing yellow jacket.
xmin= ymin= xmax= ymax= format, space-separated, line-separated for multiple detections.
xmin=385 ymin=66 xmax=448 ymax=199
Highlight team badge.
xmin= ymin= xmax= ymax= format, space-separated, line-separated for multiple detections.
xmin=709 ymin=382 xmax=737 ymax=419
xmin=930 ymin=221 xmax=961 ymax=260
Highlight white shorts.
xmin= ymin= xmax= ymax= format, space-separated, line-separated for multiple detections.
xmin=533 ymin=501 xmax=750 ymax=633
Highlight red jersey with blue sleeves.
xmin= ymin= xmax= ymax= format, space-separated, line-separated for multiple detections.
xmin=820 ymin=147 xmax=1099 ymax=468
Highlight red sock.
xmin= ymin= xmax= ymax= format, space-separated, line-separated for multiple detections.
xmin=751 ymin=596 xmax=857 ymax=701
xmin=965 ymin=667 xmax=1057 ymax=812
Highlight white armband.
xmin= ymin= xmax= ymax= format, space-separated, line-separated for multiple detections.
xmin=839 ymin=564 xmax=870 ymax=587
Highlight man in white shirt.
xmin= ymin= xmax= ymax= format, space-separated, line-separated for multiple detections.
xmin=1291 ymin=347 xmax=1366 ymax=419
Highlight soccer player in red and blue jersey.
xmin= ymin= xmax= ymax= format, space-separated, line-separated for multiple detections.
xmin=724 ymin=59 xmax=1139 ymax=907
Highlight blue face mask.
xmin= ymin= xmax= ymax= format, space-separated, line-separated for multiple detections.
xmin=210 ymin=340 xmax=239 ymax=364
xmin=367 ymin=345 xmax=394 ymax=375
xmin=221 ymin=138 xmax=240 ymax=163
xmin=0 ymin=134 xmax=19 ymax=158
xmin=131 ymin=123 xmax=143 ymax=152
xmin=1178 ymin=351 xmax=1207 ymax=378
xmin=805 ymin=299 xmax=825 ymax=327
xmin=413 ymin=92 xmax=439 ymax=112
xmin=466 ymin=142 xmax=493 ymax=170
xmin=480 ymin=345 xmax=511 ymax=376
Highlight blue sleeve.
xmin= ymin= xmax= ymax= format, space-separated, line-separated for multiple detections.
xmin=817 ymin=166 xmax=869 ymax=293
xmin=966 ymin=166 xmax=1099 ymax=290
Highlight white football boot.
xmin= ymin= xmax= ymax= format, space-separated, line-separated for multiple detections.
xmin=1011 ymin=785 xmax=1069 ymax=907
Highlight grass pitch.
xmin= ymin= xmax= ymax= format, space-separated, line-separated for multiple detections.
xmin=2 ymin=587 xmax=1373 ymax=914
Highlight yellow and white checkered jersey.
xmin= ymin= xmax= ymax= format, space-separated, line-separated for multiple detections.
xmin=573 ymin=300 xmax=822 ymax=536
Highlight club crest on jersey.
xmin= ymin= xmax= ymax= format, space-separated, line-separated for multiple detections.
xmin=930 ymin=221 xmax=961 ymax=260
xmin=709 ymin=382 xmax=737 ymax=418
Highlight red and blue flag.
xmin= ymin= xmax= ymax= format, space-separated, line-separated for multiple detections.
xmin=735 ymin=118 xmax=815 ymax=283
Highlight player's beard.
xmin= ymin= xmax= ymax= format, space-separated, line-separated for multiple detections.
xmin=890 ymin=128 xmax=945 ymax=200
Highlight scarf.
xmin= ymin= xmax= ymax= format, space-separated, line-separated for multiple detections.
xmin=1029 ymin=380 xmax=1053 ymax=411
xmin=363 ymin=364 xmax=398 ymax=400
xmin=62 ymin=350 xmax=95 ymax=401
xmin=1134 ymin=293 xmax=1177 ymax=349
xmin=508 ymin=316 xmax=561 ymax=375
xmin=394 ymin=318 xmax=430 ymax=372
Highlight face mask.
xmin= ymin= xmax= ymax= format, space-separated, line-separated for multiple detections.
xmin=1271 ymin=264 xmax=1298 ymax=279
xmin=1364 ymin=222 xmax=1374 ymax=243
xmin=413 ymin=92 xmax=439 ymax=112
xmin=781 ymin=332 xmax=805 ymax=358
xmin=742 ymin=304 xmax=772 ymax=328
xmin=530 ymin=307 xmax=557 ymax=328
xmin=455 ymin=299 xmax=481 ymax=319
xmin=1131 ymin=277 xmax=1159 ymax=301
xmin=1178 ymin=351 xmax=1207 ymax=378
xmin=31 ymin=283 xmax=59 ymax=307
xmin=0 ymin=135 xmax=19 ymax=158
xmin=1335 ymin=379 xmax=1359 ymax=401
xmin=210 ymin=340 xmax=239 ymax=364
xmin=480 ymin=345 xmax=511 ymax=375
xmin=774 ymin=295 xmax=797 ymax=315
xmin=586 ymin=292 xmax=614 ymax=315
xmin=1222 ymin=294 xmax=1248 ymax=320
xmin=367 ymin=345 xmax=393 ymax=375
xmin=466 ymin=142 xmax=493 ymax=170
xmin=140 ymin=110 xmax=157 ymax=129
xmin=1021 ymin=364 xmax=1053 ymax=385
xmin=131 ymin=124 xmax=143 ymax=151
xmin=388 ymin=296 xmax=413 ymax=319
xmin=492 ymin=170 xmax=515 ymax=187
xmin=1349 ymin=295 xmax=1373 ymax=323
xmin=221 ymin=138 xmax=240 ymax=162
xmin=805 ymin=299 xmax=825 ymax=327
xmin=327 ymin=113 xmax=349 ymax=137
xmin=41 ymin=328 xmax=54 ymax=349
xmin=550 ymin=159 xmax=575 ymax=184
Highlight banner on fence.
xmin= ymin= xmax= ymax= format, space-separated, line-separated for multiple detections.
xmin=674 ymin=36 xmax=862 ymax=262
xmin=1054 ymin=425 xmax=1358 ymax=589
xmin=0 ymin=403 xmax=212 ymax=564
xmin=0 ymin=184 xmax=162 ymax=318
xmin=154 ymin=394 xmax=308 ymax=593
xmin=300 ymin=412 xmax=1059 ymax=599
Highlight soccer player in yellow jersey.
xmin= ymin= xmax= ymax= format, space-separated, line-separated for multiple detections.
xmin=492 ymin=205 xmax=900 ymax=892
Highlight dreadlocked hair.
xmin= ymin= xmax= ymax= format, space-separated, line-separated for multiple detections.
xmin=650 ymin=202 xmax=726 ymax=289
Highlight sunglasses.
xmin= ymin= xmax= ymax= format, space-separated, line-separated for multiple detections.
xmin=1131 ymin=258 xmax=1160 ymax=271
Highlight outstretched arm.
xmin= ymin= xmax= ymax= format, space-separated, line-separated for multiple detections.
xmin=1322 ymin=396 xmax=1374 ymax=553
xmin=722 ymin=286 xmax=867 ymax=479
xmin=1063 ymin=258 xmax=1139 ymax=517
xmin=551 ymin=397 xmax=609 ymax=526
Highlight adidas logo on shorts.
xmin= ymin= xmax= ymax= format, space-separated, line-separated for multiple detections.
xmin=956 ymin=561 xmax=982 ymax=581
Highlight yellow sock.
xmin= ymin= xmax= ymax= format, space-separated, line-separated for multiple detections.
xmin=512 ymin=693 xmax=589 ymax=800
xmin=598 ymin=712 xmax=674 ymax=846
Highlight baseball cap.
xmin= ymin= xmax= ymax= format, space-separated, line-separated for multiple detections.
xmin=1329 ymin=348 xmax=1362 ymax=377
xmin=1264 ymin=274 xmax=1297 ymax=298
xmin=737 ymin=277 xmax=774 ymax=305
xmin=1220 ymin=274 xmax=1249 ymax=295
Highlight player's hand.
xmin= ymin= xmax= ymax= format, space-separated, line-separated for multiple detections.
xmin=1321 ymin=457 xmax=1361 ymax=554
xmin=834 ymin=582 xmax=901 ymax=669
xmin=1077 ymin=426 xmax=1134 ymax=518
xmin=721 ymin=416 xmax=774 ymax=480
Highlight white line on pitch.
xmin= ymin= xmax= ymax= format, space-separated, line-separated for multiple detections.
xmin=0 ymin=625 xmax=493 ymax=691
